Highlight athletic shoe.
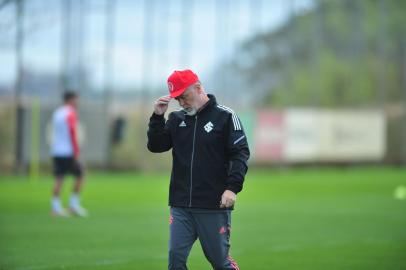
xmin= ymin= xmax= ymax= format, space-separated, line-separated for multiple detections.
xmin=51 ymin=208 xmax=70 ymax=217
xmin=70 ymin=205 xmax=88 ymax=217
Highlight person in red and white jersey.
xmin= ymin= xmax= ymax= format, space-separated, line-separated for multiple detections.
xmin=50 ymin=91 xmax=87 ymax=217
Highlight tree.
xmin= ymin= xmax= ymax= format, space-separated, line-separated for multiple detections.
xmin=232 ymin=0 xmax=406 ymax=108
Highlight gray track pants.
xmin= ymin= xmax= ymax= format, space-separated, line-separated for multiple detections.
xmin=168 ymin=207 xmax=240 ymax=270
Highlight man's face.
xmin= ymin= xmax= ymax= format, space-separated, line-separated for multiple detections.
xmin=175 ymin=86 xmax=198 ymax=115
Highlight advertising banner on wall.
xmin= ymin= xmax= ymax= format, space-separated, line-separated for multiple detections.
xmin=252 ymin=109 xmax=386 ymax=163
xmin=253 ymin=111 xmax=284 ymax=162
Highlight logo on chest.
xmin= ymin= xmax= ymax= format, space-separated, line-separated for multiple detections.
xmin=204 ymin=121 xmax=214 ymax=133
xmin=179 ymin=121 xmax=186 ymax=127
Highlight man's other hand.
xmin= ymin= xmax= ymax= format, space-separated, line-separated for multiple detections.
xmin=220 ymin=190 xmax=236 ymax=208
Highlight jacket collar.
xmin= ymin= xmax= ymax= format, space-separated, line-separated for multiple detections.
xmin=182 ymin=94 xmax=217 ymax=116
xmin=197 ymin=94 xmax=217 ymax=114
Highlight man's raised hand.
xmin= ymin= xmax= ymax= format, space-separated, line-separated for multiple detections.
xmin=154 ymin=95 xmax=172 ymax=115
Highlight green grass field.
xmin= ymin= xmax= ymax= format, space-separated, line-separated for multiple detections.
xmin=0 ymin=167 xmax=405 ymax=270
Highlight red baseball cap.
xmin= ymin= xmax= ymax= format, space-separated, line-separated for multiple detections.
xmin=167 ymin=69 xmax=199 ymax=98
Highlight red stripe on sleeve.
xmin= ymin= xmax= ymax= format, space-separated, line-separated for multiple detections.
xmin=67 ymin=108 xmax=80 ymax=158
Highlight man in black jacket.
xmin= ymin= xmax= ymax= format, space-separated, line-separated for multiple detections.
xmin=147 ymin=69 xmax=250 ymax=270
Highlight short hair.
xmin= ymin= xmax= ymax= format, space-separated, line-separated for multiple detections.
xmin=63 ymin=91 xmax=78 ymax=103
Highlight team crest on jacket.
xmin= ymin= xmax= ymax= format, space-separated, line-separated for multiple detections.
xmin=204 ymin=121 xmax=214 ymax=133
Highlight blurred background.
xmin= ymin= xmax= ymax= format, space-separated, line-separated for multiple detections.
xmin=0 ymin=1 xmax=406 ymax=269
xmin=0 ymin=0 xmax=405 ymax=173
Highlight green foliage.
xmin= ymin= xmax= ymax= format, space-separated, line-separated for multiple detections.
xmin=235 ymin=0 xmax=406 ymax=107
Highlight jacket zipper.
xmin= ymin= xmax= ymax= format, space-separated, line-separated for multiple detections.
xmin=189 ymin=114 xmax=198 ymax=207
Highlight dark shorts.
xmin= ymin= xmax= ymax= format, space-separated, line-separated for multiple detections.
xmin=52 ymin=157 xmax=84 ymax=178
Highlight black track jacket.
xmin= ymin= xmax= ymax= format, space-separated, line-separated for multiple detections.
xmin=147 ymin=94 xmax=250 ymax=209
